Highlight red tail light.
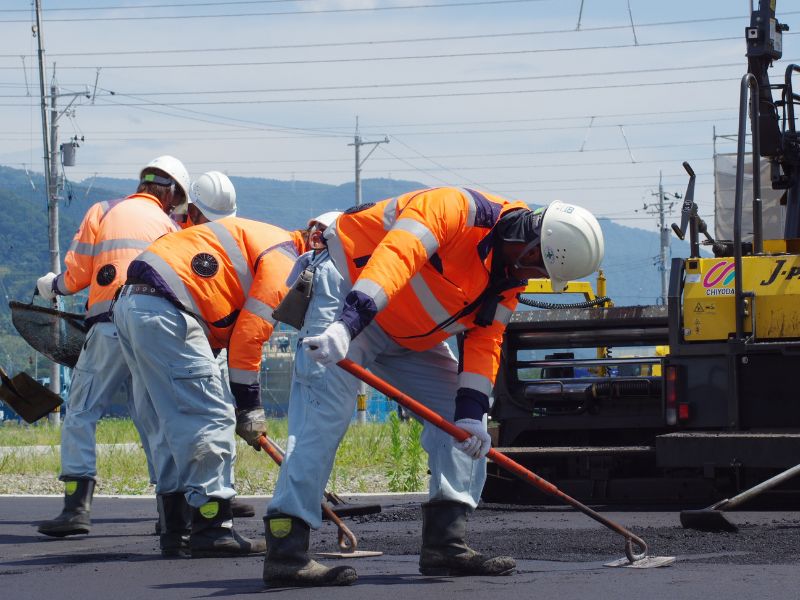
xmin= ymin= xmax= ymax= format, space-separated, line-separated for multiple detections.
xmin=665 ymin=365 xmax=679 ymax=426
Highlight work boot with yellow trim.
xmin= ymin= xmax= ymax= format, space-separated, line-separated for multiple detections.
xmin=262 ymin=514 xmax=357 ymax=588
xmin=37 ymin=477 xmax=95 ymax=537
xmin=154 ymin=495 xmax=255 ymax=535
xmin=419 ymin=501 xmax=515 ymax=576
xmin=189 ymin=497 xmax=266 ymax=558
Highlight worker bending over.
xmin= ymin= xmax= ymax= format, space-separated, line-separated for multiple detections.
xmin=35 ymin=156 xmax=190 ymax=538
xmin=153 ymin=171 xmax=260 ymax=543
xmin=265 ymin=187 xmax=604 ymax=587
xmin=113 ymin=210 xmax=298 ymax=558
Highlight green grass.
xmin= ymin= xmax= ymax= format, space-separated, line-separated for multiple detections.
xmin=0 ymin=417 xmax=430 ymax=495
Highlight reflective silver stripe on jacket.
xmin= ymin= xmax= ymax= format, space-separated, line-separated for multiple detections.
xmin=409 ymin=274 xmax=467 ymax=336
xmin=382 ymin=197 xmax=398 ymax=230
xmin=229 ymin=367 xmax=259 ymax=386
xmin=271 ymin=244 xmax=299 ymax=263
xmin=494 ymin=303 xmax=513 ymax=326
xmin=458 ymin=188 xmax=477 ymax=227
xmin=67 ymin=238 xmax=150 ymax=257
xmin=137 ymin=250 xmax=205 ymax=318
xmin=393 ymin=218 xmax=439 ymax=259
xmin=324 ymin=222 xmax=349 ymax=283
xmin=351 ymin=278 xmax=389 ymax=312
xmin=458 ymin=372 xmax=494 ymax=396
xmin=68 ymin=240 xmax=92 ymax=255
xmin=206 ymin=221 xmax=253 ymax=296
xmin=243 ymin=296 xmax=276 ymax=325
xmin=54 ymin=274 xmax=71 ymax=296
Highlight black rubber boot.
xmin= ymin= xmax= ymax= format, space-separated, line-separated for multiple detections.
xmin=154 ymin=497 xmax=255 ymax=535
xmin=419 ymin=501 xmax=516 ymax=576
xmin=37 ymin=477 xmax=95 ymax=538
xmin=231 ymin=497 xmax=255 ymax=518
xmin=157 ymin=492 xmax=191 ymax=557
xmin=262 ymin=515 xmax=357 ymax=588
xmin=189 ymin=498 xmax=266 ymax=558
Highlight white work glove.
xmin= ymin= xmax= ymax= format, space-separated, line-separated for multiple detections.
xmin=36 ymin=272 xmax=58 ymax=301
xmin=454 ymin=418 xmax=491 ymax=459
xmin=302 ymin=320 xmax=351 ymax=366
xmin=235 ymin=407 xmax=267 ymax=450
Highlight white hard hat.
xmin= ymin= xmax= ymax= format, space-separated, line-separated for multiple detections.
xmin=308 ymin=211 xmax=342 ymax=229
xmin=540 ymin=200 xmax=604 ymax=292
xmin=140 ymin=155 xmax=191 ymax=203
xmin=190 ymin=171 xmax=237 ymax=221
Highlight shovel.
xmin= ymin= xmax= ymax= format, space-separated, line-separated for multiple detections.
xmin=337 ymin=358 xmax=675 ymax=568
xmin=9 ymin=300 xmax=88 ymax=369
xmin=258 ymin=433 xmax=382 ymax=519
xmin=680 ymin=463 xmax=800 ymax=532
xmin=0 ymin=365 xmax=63 ymax=423
xmin=257 ymin=434 xmax=382 ymax=558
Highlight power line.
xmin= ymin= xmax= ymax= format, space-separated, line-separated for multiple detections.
xmin=4 ymin=12 xmax=796 ymax=57
xmin=0 ymin=0 xmax=546 ymax=23
xmin=46 ymin=154 xmax=714 ymax=176
xmin=3 ymin=105 xmax=734 ymax=133
xmin=0 ymin=0 xmax=315 ymax=12
xmin=3 ymin=34 xmax=772 ymax=70
xmin=28 ymin=76 xmax=736 ymax=106
xmin=0 ymin=60 xmax=760 ymax=98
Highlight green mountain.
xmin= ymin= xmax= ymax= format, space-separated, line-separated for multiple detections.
xmin=0 ymin=165 xmax=692 ymax=375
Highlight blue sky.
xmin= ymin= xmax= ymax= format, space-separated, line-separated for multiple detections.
xmin=1 ymin=0 xmax=798 ymax=233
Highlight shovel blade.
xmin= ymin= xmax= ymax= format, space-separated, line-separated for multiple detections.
xmin=604 ymin=555 xmax=676 ymax=568
xmin=679 ymin=508 xmax=738 ymax=533
xmin=0 ymin=370 xmax=62 ymax=423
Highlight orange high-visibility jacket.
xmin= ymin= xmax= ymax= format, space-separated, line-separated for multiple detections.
xmin=128 ymin=218 xmax=297 ymax=409
xmin=326 ymin=187 xmax=528 ymax=419
xmin=54 ymin=194 xmax=176 ymax=324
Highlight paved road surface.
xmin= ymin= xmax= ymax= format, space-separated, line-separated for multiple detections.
xmin=1 ymin=494 xmax=799 ymax=599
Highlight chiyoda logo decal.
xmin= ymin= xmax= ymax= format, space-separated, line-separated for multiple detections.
xmin=703 ymin=261 xmax=735 ymax=296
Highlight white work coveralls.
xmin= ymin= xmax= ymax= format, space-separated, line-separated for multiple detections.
xmin=269 ymin=250 xmax=485 ymax=528
xmin=61 ymin=321 xmax=155 ymax=483
xmin=113 ymin=293 xmax=237 ymax=507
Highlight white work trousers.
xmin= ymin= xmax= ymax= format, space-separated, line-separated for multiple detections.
xmin=60 ymin=320 xmax=156 ymax=482
xmin=113 ymin=293 xmax=236 ymax=508
xmin=269 ymin=322 xmax=486 ymax=529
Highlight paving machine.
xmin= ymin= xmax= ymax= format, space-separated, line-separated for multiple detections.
xmin=485 ymin=1 xmax=800 ymax=505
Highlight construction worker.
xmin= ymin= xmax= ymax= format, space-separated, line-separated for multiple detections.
xmin=34 ymin=156 xmax=191 ymax=538
xmin=264 ymin=188 xmax=604 ymax=587
xmin=112 ymin=213 xmax=298 ymax=558
xmin=151 ymin=171 xmax=258 ymax=538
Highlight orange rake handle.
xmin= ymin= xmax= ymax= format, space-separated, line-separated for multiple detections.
xmin=257 ymin=434 xmax=357 ymax=552
xmin=337 ymin=358 xmax=649 ymax=563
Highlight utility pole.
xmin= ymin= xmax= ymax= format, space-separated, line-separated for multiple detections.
xmin=348 ymin=117 xmax=389 ymax=206
xmin=642 ymin=171 xmax=681 ymax=305
xmin=34 ymin=0 xmax=61 ymax=425
xmin=34 ymin=0 xmax=89 ymax=425
xmin=348 ymin=117 xmax=388 ymax=424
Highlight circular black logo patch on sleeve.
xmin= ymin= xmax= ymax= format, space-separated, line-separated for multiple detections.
xmin=96 ymin=264 xmax=117 ymax=286
xmin=191 ymin=253 xmax=219 ymax=278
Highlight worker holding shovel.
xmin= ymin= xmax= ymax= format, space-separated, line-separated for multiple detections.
xmin=112 ymin=209 xmax=299 ymax=558
xmin=264 ymin=187 xmax=605 ymax=587
xmin=35 ymin=156 xmax=190 ymax=538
